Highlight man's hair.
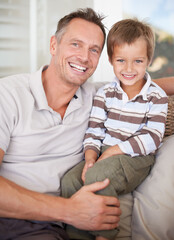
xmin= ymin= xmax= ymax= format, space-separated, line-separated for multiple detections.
xmin=107 ymin=18 xmax=155 ymax=63
xmin=55 ymin=8 xmax=106 ymax=47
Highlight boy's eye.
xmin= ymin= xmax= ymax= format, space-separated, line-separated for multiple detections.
xmin=136 ymin=60 xmax=143 ymax=63
xmin=117 ymin=59 xmax=124 ymax=62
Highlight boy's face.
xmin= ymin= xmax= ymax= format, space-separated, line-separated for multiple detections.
xmin=110 ymin=38 xmax=149 ymax=91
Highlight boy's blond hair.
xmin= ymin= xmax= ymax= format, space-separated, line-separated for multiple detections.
xmin=107 ymin=18 xmax=155 ymax=64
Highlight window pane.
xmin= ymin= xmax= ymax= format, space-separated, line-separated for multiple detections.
xmin=0 ymin=0 xmax=29 ymax=77
xmin=122 ymin=0 xmax=174 ymax=78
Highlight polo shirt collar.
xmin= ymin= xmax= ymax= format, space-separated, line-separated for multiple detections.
xmin=29 ymin=66 xmax=84 ymax=112
xmin=29 ymin=66 xmax=49 ymax=110
xmin=138 ymin=72 xmax=152 ymax=100
xmin=65 ymin=82 xmax=85 ymax=117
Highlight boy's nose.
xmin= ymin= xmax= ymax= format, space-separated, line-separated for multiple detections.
xmin=125 ymin=62 xmax=133 ymax=72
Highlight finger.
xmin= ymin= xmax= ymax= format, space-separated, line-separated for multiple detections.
xmin=105 ymin=205 xmax=122 ymax=216
xmin=81 ymin=164 xmax=89 ymax=182
xmin=86 ymin=160 xmax=95 ymax=167
xmin=81 ymin=169 xmax=86 ymax=182
xmin=83 ymin=179 xmax=110 ymax=193
xmin=88 ymin=162 xmax=94 ymax=168
xmin=102 ymin=195 xmax=120 ymax=207
xmin=98 ymin=222 xmax=119 ymax=231
xmin=102 ymin=215 xmax=120 ymax=226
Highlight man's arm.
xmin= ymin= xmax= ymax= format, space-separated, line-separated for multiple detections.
xmin=153 ymin=76 xmax=174 ymax=95
xmin=0 ymin=148 xmax=121 ymax=231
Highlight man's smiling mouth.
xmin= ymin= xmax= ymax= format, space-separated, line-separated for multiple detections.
xmin=69 ymin=63 xmax=87 ymax=72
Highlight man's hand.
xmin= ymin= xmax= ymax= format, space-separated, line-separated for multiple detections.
xmin=65 ymin=179 xmax=121 ymax=231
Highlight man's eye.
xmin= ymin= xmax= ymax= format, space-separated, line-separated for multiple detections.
xmin=72 ymin=43 xmax=78 ymax=47
xmin=91 ymin=49 xmax=98 ymax=53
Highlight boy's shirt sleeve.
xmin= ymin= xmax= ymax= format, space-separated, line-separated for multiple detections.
xmin=83 ymin=86 xmax=107 ymax=155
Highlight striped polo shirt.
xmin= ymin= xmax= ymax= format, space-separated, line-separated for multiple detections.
xmin=84 ymin=72 xmax=168 ymax=157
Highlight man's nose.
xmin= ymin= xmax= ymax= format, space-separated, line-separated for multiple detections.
xmin=78 ymin=47 xmax=89 ymax=62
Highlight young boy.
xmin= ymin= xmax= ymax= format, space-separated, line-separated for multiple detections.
xmin=61 ymin=18 xmax=168 ymax=240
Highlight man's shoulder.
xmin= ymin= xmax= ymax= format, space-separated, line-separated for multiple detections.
xmin=84 ymin=81 xmax=112 ymax=91
xmin=81 ymin=81 xmax=96 ymax=94
xmin=0 ymin=73 xmax=30 ymax=91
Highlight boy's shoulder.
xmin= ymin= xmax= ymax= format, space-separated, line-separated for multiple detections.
xmin=144 ymin=72 xmax=167 ymax=98
xmin=149 ymin=80 xmax=168 ymax=97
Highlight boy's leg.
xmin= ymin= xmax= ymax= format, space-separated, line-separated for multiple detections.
xmin=84 ymin=150 xmax=155 ymax=239
xmin=61 ymin=161 xmax=94 ymax=240
xmin=85 ymin=148 xmax=155 ymax=196
xmin=61 ymin=150 xmax=155 ymax=239
xmin=61 ymin=161 xmax=85 ymax=198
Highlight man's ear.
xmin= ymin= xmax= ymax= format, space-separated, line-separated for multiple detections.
xmin=50 ymin=36 xmax=57 ymax=55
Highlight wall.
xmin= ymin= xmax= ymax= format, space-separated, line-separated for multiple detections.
xmin=92 ymin=0 xmax=122 ymax=82
xmin=0 ymin=0 xmax=123 ymax=82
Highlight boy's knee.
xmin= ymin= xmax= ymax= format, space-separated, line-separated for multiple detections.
xmin=85 ymin=163 xmax=106 ymax=185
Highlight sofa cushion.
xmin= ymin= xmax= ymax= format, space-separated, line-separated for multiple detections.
xmin=132 ymin=134 xmax=174 ymax=239
xmin=117 ymin=194 xmax=132 ymax=240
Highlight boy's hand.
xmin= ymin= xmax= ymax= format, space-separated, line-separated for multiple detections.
xmin=83 ymin=149 xmax=98 ymax=182
xmin=97 ymin=145 xmax=123 ymax=162
xmin=81 ymin=160 xmax=95 ymax=182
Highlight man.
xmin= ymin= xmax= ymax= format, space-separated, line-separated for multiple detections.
xmin=0 ymin=7 xmax=174 ymax=240
xmin=0 ymin=8 xmax=121 ymax=240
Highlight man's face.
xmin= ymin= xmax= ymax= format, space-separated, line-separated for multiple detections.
xmin=51 ymin=18 xmax=104 ymax=87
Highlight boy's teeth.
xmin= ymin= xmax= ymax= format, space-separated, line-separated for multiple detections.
xmin=70 ymin=63 xmax=86 ymax=72
xmin=123 ymin=74 xmax=134 ymax=77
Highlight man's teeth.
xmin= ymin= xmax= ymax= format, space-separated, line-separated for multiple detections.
xmin=70 ymin=63 xmax=86 ymax=72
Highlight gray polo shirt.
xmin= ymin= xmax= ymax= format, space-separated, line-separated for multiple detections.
xmin=0 ymin=66 xmax=96 ymax=195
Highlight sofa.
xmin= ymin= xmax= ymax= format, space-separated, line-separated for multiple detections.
xmin=94 ymin=82 xmax=174 ymax=240
xmin=117 ymin=95 xmax=174 ymax=240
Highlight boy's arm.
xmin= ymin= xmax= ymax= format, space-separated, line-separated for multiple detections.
xmin=82 ymin=146 xmax=123 ymax=181
xmin=97 ymin=145 xmax=124 ymax=162
xmin=118 ymin=95 xmax=168 ymax=157
xmin=82 ymin=149 xmax=98 ymax=182
xmin=84 ymin=86 xmax=108 ymax=154
xmin=85 ymin=149 xmax=98 ymax=164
